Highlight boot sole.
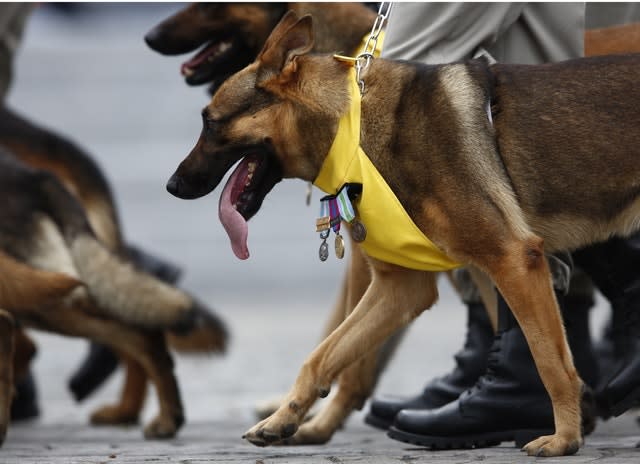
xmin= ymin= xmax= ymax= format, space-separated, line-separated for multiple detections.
xmin=387 ymin=426 xmax=554 ymax=449
xmin=364 ymin=412 xmax=393 ymax=430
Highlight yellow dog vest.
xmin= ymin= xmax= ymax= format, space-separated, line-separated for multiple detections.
xmin=313 ymin=67 xmax=461 ymax=272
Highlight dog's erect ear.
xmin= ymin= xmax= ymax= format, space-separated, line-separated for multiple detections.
xmin=257 ymin=11 xmax=314 ymax=78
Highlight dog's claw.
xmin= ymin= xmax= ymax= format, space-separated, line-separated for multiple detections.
xmin=244 ymin=408 xmax=301 ymax=447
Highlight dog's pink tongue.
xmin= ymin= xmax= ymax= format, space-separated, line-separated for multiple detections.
xmin=219 ymin=163 xmax=250 ymax=260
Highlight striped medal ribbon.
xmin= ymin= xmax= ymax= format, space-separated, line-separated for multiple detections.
xmin=316 ymin=184 xmax=361 ymax=261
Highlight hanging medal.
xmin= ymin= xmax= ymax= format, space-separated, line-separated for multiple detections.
xmin=328 ymin=198 xmax=345 ymax=259
xmin=317 ymin=200 xmax=330 ymax=261
xmin=315 ymin=183 xmax=363 ymax=262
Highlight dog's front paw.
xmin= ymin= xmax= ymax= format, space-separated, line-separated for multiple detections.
xmin=243 ymin=416 xmax=299 ymax=447
xmin=143 ymin=414 xmax=180 ymax=439
xmin=522 ymin=433 xmax=582 ymax=457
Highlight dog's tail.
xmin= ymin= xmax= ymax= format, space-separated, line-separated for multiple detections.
xmin=0 ymin=249 xmax=81 ymax=311
xmin=123 ymin=246 xmax=228 ymax=353
xmin=166 ymin=296 xmax=228 ymax=353
xmin=38 ymin=173 xmax=195 ymax=331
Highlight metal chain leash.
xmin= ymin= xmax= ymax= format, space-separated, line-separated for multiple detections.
xmin=355 ymin=2 xmax=393 ymax=94
xmin=307 ymin=2 xmax=393 ymax=206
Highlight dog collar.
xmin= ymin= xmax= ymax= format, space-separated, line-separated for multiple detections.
xmin=313 ymin=67 xmax=461 ymax=272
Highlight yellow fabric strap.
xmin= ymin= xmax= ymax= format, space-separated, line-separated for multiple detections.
xmin=313 ymin=67 xmax=461 ymax=272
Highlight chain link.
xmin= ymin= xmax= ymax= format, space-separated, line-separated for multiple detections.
xmin=356 ymin=2 xmax=393 ymax=94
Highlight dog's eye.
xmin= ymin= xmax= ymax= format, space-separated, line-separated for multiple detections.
xmin=202 ymin=111 xmax=217 ymax=133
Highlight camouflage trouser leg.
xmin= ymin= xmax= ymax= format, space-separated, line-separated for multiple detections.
xmin=452 ymin=250 xmax=588 ymax=306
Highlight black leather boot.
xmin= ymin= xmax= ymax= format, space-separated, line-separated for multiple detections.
xmin=573 ymin=235 xmax=640 ymax=417
xmin=10 ymin=370 xmax=39 ymax=421
xmin=68 ymin=342 xmax=120 ymax=402
xmin=597 ymin=303 xmax=640 ymax=417
xmin=387 ymin=290 xmax=595 ymax=449
xmin=365 ymin=301 xmax=494 ymax=430
xmin=562 ymin=277 xmax=600 ymax=390
xmin=68 ymin=244 xmax=183 ymax=402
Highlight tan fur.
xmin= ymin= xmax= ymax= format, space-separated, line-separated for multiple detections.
xmin=91 ymin=357 xmax=147 ymax=425
xmin=70 ymin=235 xmax=192 ymax=329
xmin=22 ymin=214 xmax=192 ymax=330
xmin=0 ymin=247 xmax=80 ymax=310
xmin=0 ymin=250 xmax=79 ymax=445
xmin=528 ymin=202 xmax=640 ymax=253
xmin=166 ymin=328 xmax=226 ymax=354
xmin=437 ymin=65 xmax=530 ymax=242
xmin=84 ymin=197 xmax=121 ymax=250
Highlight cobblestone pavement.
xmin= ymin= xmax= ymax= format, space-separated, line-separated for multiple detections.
xmin=3 ymin=4 xmax=639 ymax=463
xmin=2 ymin=413 xmax=639 ymax=464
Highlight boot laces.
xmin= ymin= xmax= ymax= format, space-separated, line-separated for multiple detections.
xmin=470 ymin=331 xmax=503 ymax=390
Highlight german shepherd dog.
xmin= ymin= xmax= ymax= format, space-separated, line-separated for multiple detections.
xmin=145 ymin=2 xmax=376 ymax=95
xmin=167 ymin=12 xmax=640 ymax=456
xmin=0 ymin=105 xmax=228 ymax=439
xmin=147 ymin=2 xmax=396 ymax=444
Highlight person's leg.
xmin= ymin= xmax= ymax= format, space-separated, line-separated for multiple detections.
xmin=388 ymin=284 xmax=597 ymax=449
xmin=365 ymin=288 xmax=494 ymax=430
xmin=386 ymin=254 xmax=598 ymax=449
xmin=0 ymin=3 xmax=33 ymax=100
xmin=573 ymin=234 xmax=640 ymax=417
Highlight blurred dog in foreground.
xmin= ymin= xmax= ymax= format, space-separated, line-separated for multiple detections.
xmin=0 ymin=106 xmax=228 ymax=443
xmin=167 ymin=12 xmax=640 ymax=456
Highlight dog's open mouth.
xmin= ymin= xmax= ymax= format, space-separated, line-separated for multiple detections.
xmin=181 ymin=35 xmax=241 ymax=86
xmin=218 ymin=152 xmax=282 ymax=260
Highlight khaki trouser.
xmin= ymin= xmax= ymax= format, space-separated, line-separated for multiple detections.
xmin=0 ymin=3 xmax=33 ymax=100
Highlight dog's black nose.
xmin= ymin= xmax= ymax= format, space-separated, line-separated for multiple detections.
xmin=166 ymin=174 xmax=182 ymax=197
xmin=144 ymin=27 xmax=162 ymax=51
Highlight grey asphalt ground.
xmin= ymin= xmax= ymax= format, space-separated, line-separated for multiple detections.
xmin=2 ymin=3 xmax=639 ymax=463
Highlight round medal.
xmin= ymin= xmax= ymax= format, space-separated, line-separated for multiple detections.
xmin=319 ymin=240 xmax=329 ymax=261
xmin=351 ymin=220 xmax=367 ymax=242
xmin=335 ymin=234 xmax=345 ymax=259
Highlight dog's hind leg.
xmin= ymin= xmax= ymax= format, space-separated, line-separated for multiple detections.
xmin=243 ymin=258 xmax=438 ymax=447
xmin=479 ymin=237 xmax=582 ymax=456
xmin=0 ymin=309 xmax=15 ymax=446
xmin=90 ymin=356 xmax=147 ymax=426
xmin=35 ymin=304 xmax=184 ymax=439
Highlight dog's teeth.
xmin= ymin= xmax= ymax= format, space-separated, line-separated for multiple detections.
xmin=248 ymin=162 xmax=256 ymax=173
xmin=219 ymin=42 xmax=231 ymax=53
xmin=246 ymin=172 xmax=253 ymax=185
xmin=182 ymin=67 xmax=194 ymax=77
